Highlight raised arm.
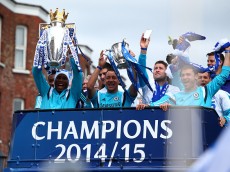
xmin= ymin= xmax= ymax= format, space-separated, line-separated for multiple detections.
xmin=87 ymin=51 xmax=107 ymax=99
xmin=70 ymin=57 xmax=83 ymax=102
xmin=32 ymin=67 xmax=49 ymax=97
xmin=207 ymin=41 xmax=230 ymax=97
xmin=138 ymin=33 xmax=150 ymax=87
xmin=223 ymin=46 xmax=230 ymax=66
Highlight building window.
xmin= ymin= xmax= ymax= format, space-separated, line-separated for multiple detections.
xmin=13 ymin=98 xmax=24 ymax=112
xmin=14 ymin=25 xmax=27 ymax=70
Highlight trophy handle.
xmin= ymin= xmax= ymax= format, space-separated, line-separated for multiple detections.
xmin=65 ymin=23 xmax=76 ymax=42
xmin=39 ymin=23 xmax=51 ymax=38
xmin=101 ymin=49 xmax=109 ymax=57
xmin=65 ymin=23 xmax=76 ymax=28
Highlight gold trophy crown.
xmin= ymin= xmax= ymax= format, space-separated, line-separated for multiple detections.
xmin=49 ymin=8 xmax=69 ymax=23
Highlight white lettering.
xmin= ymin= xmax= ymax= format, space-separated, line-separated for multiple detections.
xmin=32 ymin=121 xmax=45 ymax=140
xmin=160 ymin=120 xmax=173 ymax=139
xmin=143 ymin=120 xmax=158 ymax=138
xmin=80 ymin=121 xmax=99 ymax=139
xmin=47 ymin=121 xmax=62 ymax=140
xmin=123 ymin=120 xmax=141 ymax=139
xmin=116 ymin=120 xmax=122 ymax=139
xmin=67 ymin=144 xmax=81 ymax=162
xmin=63 ymin=121 xmax=78 ymax=139
xmin=101 ymin=121 xmax=115 ymax=139
xmin=31 ymin=119 xmax=173 ymax=141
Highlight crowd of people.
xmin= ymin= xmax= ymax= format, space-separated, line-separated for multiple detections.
xmin=32 ymin=33 xmax=230 ymax=127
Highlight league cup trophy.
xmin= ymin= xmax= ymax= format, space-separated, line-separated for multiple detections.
xmin=34 ymin=8 xmax=79 ymax=69
xmin=111 ymin=40 xmax=129 ymax=69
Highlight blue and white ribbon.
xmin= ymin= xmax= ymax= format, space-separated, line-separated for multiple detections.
xmin=33 ymin=26 xmax=83 ymax=72
xmin=152 ymin=81 xmax=169 ymax=102
xmin=213 ymin=38 xmax=230 ymax=54
xmin=33 ymin=30 xmax=49 ymax=69
xmin=62 ymin=28 xmax=82 ymax=71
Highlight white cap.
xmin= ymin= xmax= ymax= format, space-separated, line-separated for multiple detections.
xmin=54 ymin=69 xmax=71 ymax=82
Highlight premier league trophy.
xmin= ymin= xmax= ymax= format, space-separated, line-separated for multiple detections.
xmin=34 ymin=8 xmax=80 ymax=70
xmin=111 ymin=40 xmax=129 ymax=69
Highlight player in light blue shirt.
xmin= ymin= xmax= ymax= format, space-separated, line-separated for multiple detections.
xmin=32 ymin=57 xmax=83 ymax=109
xmin=136 ymin=42 xmax=230 ymax=111
xmin=91 ymin=68 xmax=137 ymax=108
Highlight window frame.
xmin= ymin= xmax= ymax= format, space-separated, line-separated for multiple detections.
xmin=13 ymin=98 xmax=25 ymax=112
xmin=14 ymin=25 xmax=27 ymax=70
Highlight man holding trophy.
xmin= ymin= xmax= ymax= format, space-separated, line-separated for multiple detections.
xmin=88 ymin=52 xmax=138 ymax=108
xmin=32 ymin=8 xmax=83 ymax=109
xmin=88 ymin=37 xmax=153 ymax=108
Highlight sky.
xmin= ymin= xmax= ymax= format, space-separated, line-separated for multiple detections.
xmin=16 ymin=0 xmax=230 ymax=85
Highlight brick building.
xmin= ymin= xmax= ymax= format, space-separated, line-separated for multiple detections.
xmin=0 ymin=0 xmax=93 ymax=157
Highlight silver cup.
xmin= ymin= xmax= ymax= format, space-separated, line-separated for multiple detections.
xmin=43 ymin=22 xmax=65 ymax=68
xmin=111 ymin=41 xmax=129 ymax=69
xmin=39 ymin=9 xmax=75 ymax=68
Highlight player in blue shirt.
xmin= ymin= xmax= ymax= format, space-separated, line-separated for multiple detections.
xmin=90 ymin=68 xmax=137 ymax=108
xmin=32 ymin=57 xmax=83 ymax=109
xmin=136 ymin=39 xmax=230 ymax=111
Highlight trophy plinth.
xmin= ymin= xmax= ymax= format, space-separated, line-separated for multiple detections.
xmin=111 ymin=41 xmax=129 ymax=69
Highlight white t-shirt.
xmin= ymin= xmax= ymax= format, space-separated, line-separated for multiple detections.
xmin=212 ymin=90 xmax=230 ymax=117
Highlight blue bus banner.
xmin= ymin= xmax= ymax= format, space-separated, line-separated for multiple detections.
xmin=5 ymin=107 xmax=222 ymax=171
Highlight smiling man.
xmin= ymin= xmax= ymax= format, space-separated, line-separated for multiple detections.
xmin=32 ymin=57 xmax=83 ymax=109
xmin=138 ymin=33 xmax=180 ymax=105
xmin=136 ymin=43 xmax=230 ymax=111
xmin=90 ymin=68 xmax=137 ymax=108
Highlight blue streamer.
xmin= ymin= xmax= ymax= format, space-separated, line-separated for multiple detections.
xmin=121 ymin=41 xmax=154 ymax=92
xmin=126 ymin=61 xmax=139 ymax=91
xmin=132 ymin=62 xmax=154 ymax=92
xmin=107 ymin=51 xmax=133 ymax=102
